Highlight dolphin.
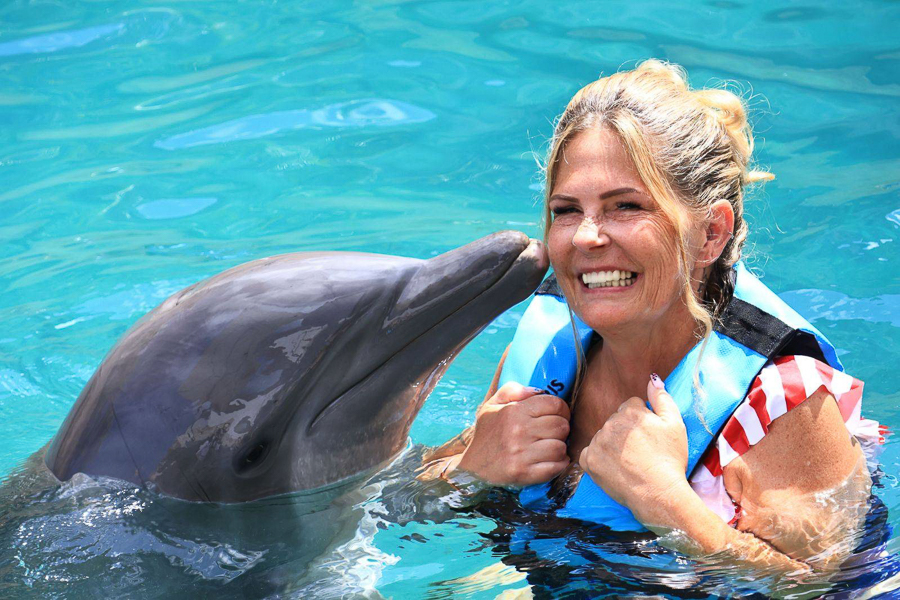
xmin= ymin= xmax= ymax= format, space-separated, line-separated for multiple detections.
xmin=44 ymin=231 xmax=548 ymax=503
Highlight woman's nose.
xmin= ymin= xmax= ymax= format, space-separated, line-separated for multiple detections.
xmin=571 ymin=216 xmax=610 ymax=251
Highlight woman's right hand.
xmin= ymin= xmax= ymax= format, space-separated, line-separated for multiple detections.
xmin=454 ymin=382 xmax=571 ymax=486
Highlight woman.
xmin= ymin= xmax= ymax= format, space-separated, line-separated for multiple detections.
xmin=424 ymin=60 xmax=879 ymax=571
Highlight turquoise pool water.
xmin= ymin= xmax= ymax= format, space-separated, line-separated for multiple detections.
xmin=1 ymin=0 xmax=899 ymax=597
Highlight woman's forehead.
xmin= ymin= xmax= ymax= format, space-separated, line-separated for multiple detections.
xmin=554 ymin=127 xmax=648 ymax=195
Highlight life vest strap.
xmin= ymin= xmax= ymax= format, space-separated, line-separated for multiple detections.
xmin=717 ymin=296 xmax=827 ymax=363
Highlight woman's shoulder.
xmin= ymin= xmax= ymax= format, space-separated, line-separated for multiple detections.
xmin=706 ymin=356 xmax=874 ymax=472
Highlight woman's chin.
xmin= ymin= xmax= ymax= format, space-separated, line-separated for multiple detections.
xmin=569 ymin=282 xmax=644 ymax=332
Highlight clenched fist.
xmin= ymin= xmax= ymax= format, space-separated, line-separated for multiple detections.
xmin=456 ymin=382 xmax=571 ymax=486
xmin=579 ymin=375 xmax=689 ymax=526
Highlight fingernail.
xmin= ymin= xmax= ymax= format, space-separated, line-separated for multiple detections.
xmin=650 ymin=373 xmax=665 ymax=389
xmin=527 ymin=386 xmax=545 ymax=394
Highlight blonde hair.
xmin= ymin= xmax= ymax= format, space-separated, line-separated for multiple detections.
xmin=544 ymin=60 xmax=772 ymax=405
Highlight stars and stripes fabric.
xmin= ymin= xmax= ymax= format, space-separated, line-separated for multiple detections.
xmin=688 ymin=355 xmax=884 ymax=526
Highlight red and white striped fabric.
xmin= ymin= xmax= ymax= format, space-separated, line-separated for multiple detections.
xmin=688 ymin=355 xmax=884 ymax=526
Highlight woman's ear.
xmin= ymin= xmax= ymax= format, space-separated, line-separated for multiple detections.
xmin=698 ymin=200 xmax=735 ymax=266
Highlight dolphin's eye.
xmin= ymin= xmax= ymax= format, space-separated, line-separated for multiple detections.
xmin=235 ymin=441 xmax=270 ymax=473
xmin=244 ymin=443 xmax=267 ymax=464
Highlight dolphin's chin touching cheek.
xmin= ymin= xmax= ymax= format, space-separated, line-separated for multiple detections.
xmin=44 ymin=231 xmax=549 ymax=503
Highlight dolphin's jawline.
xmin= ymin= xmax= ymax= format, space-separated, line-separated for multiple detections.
xmin=305 ymin=245 xmax=527 ymax=435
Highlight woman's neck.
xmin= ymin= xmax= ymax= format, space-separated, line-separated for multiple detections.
xmin=594 ymin=304 xmax=700 ymax=401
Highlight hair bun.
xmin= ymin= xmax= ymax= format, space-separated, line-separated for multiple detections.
xmin=693 ymin=89 xmax=747 ymax=131
xmin=692 ymin=87 xmax=764 ymax=176
xmin=635 ymin=59 xmax=689 ymax=91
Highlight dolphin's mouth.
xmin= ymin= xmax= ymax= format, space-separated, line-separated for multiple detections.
xmin=306 ymin=235 xmax=547 ymax=434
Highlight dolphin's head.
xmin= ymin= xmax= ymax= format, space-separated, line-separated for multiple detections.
xmin=45 ymin=232 xmax=548 ymax=502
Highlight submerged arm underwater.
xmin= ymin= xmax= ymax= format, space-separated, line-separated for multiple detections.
xmin=683 ymin=387 xmax=872 ymax=572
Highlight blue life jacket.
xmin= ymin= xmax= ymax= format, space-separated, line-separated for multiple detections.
xmin=499 ymin=263 xmax=843 ymax=531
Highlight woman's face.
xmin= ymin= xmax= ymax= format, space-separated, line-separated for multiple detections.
xmin=547 ymin=126 xmax=700 ymax=335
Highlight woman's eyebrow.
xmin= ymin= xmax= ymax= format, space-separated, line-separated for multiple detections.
xmin=599 ymin=187 xmax=642 ymax=199
xmin=549 ymin=188 xmax=644 ymax=203
xmin=548 ymin=193 xmax=579 ymax=203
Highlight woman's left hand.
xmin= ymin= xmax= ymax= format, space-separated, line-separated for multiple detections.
xmin=579 ymin=375 xmax=691 ymax=526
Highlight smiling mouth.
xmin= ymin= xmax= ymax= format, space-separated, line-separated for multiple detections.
xmin=581 ymin=270 xmax=638 ymax=289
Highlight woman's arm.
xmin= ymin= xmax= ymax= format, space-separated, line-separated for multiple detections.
xmin=418 ymin=346 xmax=508 ymax=481
xmin=719 ymin=387 xmax=871 ymax=569
xmin=580 ymin=378 xmax=870 ymax=572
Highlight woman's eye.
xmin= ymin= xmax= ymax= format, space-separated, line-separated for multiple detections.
xmin=616 ymin=201 xmax=642 ymax=211
xmin=551 ymin=206 xmax=578 ymax=217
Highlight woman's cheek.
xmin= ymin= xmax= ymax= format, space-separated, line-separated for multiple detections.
xmin=546 ymin=222 xmax=573 ymax=272
xmin=635 ymin=219 xmax=682 ymax=309
xmin=546 ymin=224 xmax=583 ymax=311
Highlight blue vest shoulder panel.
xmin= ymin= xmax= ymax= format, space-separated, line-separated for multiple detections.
xmin=500 ymin=263 xmax=841 ymax=531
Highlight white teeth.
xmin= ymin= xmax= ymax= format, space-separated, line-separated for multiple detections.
xmin=585 ymin=276 xmax=636 ymax=289
xmin=581 ymin=270 xmax=636 ymax=287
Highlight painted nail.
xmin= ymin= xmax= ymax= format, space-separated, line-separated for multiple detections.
xmin=650 ymin=373 xmax=665 ymax=389
xmin=527 ymin=386 xmax=545 ymax=395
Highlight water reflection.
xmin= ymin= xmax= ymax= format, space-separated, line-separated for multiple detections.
xmin=781 ymin=290 xmax=900 ymax=328
xmin=0 ymin=24 xmax=124 ymax=58
xmin=888 ymin=209 xmax=900 ymax=228
xmin=155 ymin=99 xmax=436 ymax=150
xmin=135 ymin=197 xmax=217 ymax=220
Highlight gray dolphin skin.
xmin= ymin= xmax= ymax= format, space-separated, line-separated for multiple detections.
xmin=44 ymin=231 xmax=548 ymax=503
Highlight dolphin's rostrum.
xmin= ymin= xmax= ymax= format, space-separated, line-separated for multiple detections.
xmin=45 ymin=231 xmax=548 ymax=503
